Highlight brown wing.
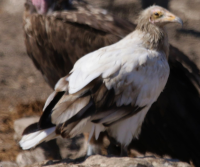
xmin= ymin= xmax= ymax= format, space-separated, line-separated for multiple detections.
xmin=23 ymin=0 xmax=135 ymax=88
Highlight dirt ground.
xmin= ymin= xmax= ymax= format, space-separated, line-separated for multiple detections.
xmin=0 ymin=0 xmax=52 ymax=162
xmin=0 ymin=0 xmax=200 ymax=164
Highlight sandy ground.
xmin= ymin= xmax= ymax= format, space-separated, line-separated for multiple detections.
xmin=0 ymin=0 xmax=52 ymax=161
xmin=0 ymin=0 xmax=200 ymax=163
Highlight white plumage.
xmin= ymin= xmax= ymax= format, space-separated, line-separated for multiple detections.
xmin=19 ymin=127 xmax=56 ymax=150
xmin=19 ymin=5 xmax=182 ymax=154
xmin=20 ymin=30 xmax=169 ymax=148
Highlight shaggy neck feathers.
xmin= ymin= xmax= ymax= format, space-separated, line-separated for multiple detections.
xmin=136 ymin=13 xmax=169 ymax=57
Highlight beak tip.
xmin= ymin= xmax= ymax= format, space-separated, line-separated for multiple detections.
xmin=176 ymin=17 xmax=183 ymax=27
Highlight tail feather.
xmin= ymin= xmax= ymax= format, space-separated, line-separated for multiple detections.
xmin=19 ymin=127 xmax=56 ymax=150
xmin=19 ymin=78 xmax=108 ymax=150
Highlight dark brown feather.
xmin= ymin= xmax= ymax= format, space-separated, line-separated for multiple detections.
xmin=23 ymin=0 xmax=136 ymax=88
xmin=39 ymin=91 xmax=65 ymax=129
xmin=22 ymin=122 xmax=39 ymax=135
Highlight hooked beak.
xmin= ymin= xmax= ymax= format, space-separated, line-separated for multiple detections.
xmin=173 ymin=16 xmax=183 ymax=27
xmin=164 ymin=12 xmax=183 ymax=27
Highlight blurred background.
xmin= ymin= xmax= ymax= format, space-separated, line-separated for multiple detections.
xmin=0 ymin=0 xmax=200 ymax=166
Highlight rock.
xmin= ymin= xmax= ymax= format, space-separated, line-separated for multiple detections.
xmin=14 ymin=117 xmax=52 ymax=166
xmin=14 ymin=117 xmax=40 ymax=141
xmin=0 ymin=161 xmax=18 ymax=167
xmin=16 ymin=147 xmax=46 ymax=167
xmin=14 ymin=118 xmax=191 ymax=167
xmin=30 ymin=155 xmax=192 ymax=167
xmin=14 ymin=117 xmax=87 ymax=162
xmin=56 ymin=135 xmax=87 ymax=159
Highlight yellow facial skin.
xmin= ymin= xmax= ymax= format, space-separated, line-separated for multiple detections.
xmin=152 ymin=11 xmax=163 ymax=19
xmin=150 ymin=9 xmax=183 ymax=26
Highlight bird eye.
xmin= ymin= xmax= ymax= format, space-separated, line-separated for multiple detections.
xmin=154 ymin=13 xmax=160 ymax=17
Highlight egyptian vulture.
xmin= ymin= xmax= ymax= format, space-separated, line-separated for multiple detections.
xmin=20 ymin=5 xmax=183 ymax=156
xmin=23 ymin=0 xmax=200 ymax=166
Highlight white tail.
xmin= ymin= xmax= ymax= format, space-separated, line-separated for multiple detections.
xmin=19 ymin=127 xmax=56 ymax=150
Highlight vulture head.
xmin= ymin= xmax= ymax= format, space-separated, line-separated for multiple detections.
xmin=31 ymin=0 xmax=73 ymax=14
xmin=136 ymin=6 xmax=183 ymax=56
xmin=137 ymin=5 xmax=183 ymax=29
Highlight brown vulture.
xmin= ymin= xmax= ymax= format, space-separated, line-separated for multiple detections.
xmin=24 ymin=0 xmax=135 ymax=88
xmin=23 ymin=0 xmax=200 ymax=166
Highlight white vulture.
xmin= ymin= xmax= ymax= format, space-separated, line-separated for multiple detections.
xmin=20 ymin=5 xmax=183 ymax=156
xmin=23 ymin=0 xmax=200 ymax=165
